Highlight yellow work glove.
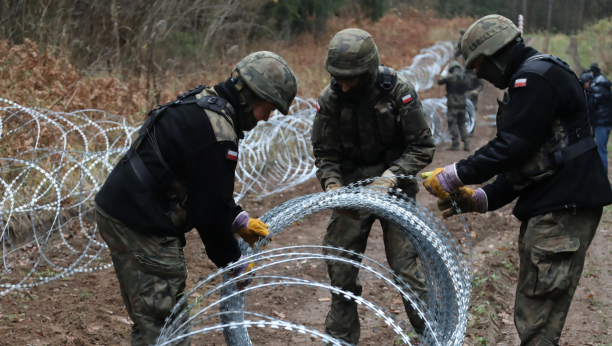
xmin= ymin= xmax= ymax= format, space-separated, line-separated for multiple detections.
xmin=422 ymin=168 xmax=448 ymax=199
xmin=437 ymin=187 xmax=487 ymax=219
xmin=229 ymin=256 xmax=256 ymax=290
xmin=237 ymin=219 xmax=271 ymax=248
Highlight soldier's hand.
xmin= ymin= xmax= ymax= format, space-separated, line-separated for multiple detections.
xmin=366 ymin=169 xmax=397 ymax=194
xmin=437 ymin=187 xmax=487 ymax=218
xmin=229 ymin=256 xmax=256 ymax=291
xmin=326 ymin=183 xmax=341 ymax=192
xmin=421 ymin=164 xmax=463 ymax=199
xmin=236 ymin=218 xmax=272 ymax=248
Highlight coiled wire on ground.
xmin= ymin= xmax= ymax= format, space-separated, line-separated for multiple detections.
xmin=156 ymin=179 xmax=472 ymax=346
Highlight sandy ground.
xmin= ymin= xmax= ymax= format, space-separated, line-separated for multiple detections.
xmin=2 ymin=82 xmax=611 ymax=346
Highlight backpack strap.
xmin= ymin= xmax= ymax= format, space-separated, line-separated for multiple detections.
xmin=377 ymin=65 xmax=397 ymax=93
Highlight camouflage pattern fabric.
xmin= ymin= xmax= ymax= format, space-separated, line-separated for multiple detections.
xmin=312 ymin=67 xmax=435 ymax=191
xmin=235 ymin=51 xmax=298 ymax=115
xmin=325 ymin=28 xmax=381 ymax=78
xmin=96 ymin=207 xmax=189 ymax=346
xmin=462 ymin=15 xmax=522 ymax=69
xmin=196 ymin=88 xmax=238 ymax=145
xmin=322 ymin=211 xmax=428 ymax=345
xmin=437 ymin=69 xmax=469 ymax=109
xmin=514 ymin=207 xmax=602 ymax=346
xmin=466 ymin=69 xmax=485 ymax=110
xmin=313 ymin=64 xmax=433 ymax=344
xmin=447 ymin=108 xmax=470 ymax=148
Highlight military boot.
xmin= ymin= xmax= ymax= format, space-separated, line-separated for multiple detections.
xmin=446 ymin=144 xmax=460 ymax=151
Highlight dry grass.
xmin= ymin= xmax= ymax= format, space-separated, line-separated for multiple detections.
xmin=0 ymin=11 xmax=473 ymax=119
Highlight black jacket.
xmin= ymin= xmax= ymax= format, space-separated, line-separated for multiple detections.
xmin=95 ymin=84 xmax=244 ymax=268
xmin=589 ymin=74 xmax=612 ymax=128
xmin=455 ymin=44 xmax=612 ymax=221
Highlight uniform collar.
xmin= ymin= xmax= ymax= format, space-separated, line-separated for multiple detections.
xmin=501 ymin=43 xmax=538 ymax=86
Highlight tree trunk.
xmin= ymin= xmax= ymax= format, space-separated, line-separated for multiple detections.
xmin=111 ymin=0 xmax=120 ymax=68
xmin=563 ymin=0 xmax=569 ymax=33
xmin=522 ymin=0 xmax=527 ymax=32
xmin=577 ymin=0 xmax=586 ymax=30
xmin=546 ymin=0 xmax=554 ymax=33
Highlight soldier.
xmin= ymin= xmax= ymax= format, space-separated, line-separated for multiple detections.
xmin=422 ymin=15 xmax=612 ymax=346
xmin=588 ymin=63 xmax=612 ymax=172
xmin=455 ymin=28 xmax=466 ymax=60
xmin=466 ymin=68 xmax=485 ymax=111
xmin=437 ymin=61 xmax=470 ymax=151
xmin=94 ymin=51 xmax=297 ymax=346
xmin=312 ymin=28 xmax=435 ymax=344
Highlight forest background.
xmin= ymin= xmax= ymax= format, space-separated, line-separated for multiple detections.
xmin=1 ymin=0 xmax=611 ymax=120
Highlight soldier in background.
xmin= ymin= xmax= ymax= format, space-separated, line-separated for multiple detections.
xmin=589 ymin=62 xmax=612 ymax=173
xmin=437 ymin=61 xmax=470 ymax=151
xmin=312 ymin=28 xmax=435 ymax=344
xmin=466 ymin=68 xmax=485 ymax=111
xmin=423 ymin=15 xmax=612 ymax=346
xmin=95 ymin=52 xmax=297 ymax=346
xmin=455 ymin=28 xmax=466 ymax=60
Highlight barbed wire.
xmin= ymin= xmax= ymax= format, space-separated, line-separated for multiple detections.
xmin=0 ymin=40 xmax=474 ymax=344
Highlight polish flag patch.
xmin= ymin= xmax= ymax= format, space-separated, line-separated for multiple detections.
xmin=514 ymin=78 xmax=527 ymax=88
xmin=316 ymin=102 xmax=320 ymax=111
xmin=226 ymin=149 xmax=238 ymax=161
xmin=402 ymin=94 xmax=413 ymax=104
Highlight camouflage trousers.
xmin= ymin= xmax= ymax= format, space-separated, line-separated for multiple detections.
xmin=96 ymin=208 xmax=190 ymax=346
xmin=322 ymin=211 xmax=428 ymax=345
xmin=467 ymin=93 xmax=479 ymax=111
xmin=514 ymin=207 xmax=602 ymax=346
xmin=447 ymin=107 xmax=470 ymax=148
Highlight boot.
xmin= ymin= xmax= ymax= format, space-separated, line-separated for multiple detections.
xmin=463 ymin=144 xmax=470 ymax=151
xmin=446 ymin=144 xmax=460 ymax=151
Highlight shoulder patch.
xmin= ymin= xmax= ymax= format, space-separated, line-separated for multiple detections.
xmin=204 ymin=109 xmax=237 ymax=144
xmin=226 ymin=149 xmax=238 ymax=161
xmin=402 ymin=94 xmax=413 ymax=104
xmin=514 ymin=78 xmax=527 ymax=88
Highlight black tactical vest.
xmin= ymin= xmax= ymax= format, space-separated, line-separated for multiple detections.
xmin=497 ymin=54 xmax=596 ymax=190
xmin=125 ymin=85 xmax=239 ymax=231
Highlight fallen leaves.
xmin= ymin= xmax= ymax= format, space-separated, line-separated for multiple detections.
xmin=272 ymin=310 xmax=285 ymax=320
xmin=317 ymin=297 xmax=331 ymax=302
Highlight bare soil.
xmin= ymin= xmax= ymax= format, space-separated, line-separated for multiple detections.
xmin=2 ymin=83 xmax=611 ymax=346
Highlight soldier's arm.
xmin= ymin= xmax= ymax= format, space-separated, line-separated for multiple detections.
xmin=481 ymin=174 xmax=520 ymax=211
xmin=437 ymin=75 xmax=450 ymax=85
xmin=391 ymin=79 xmax=436 ymax=177
xmin=312 ymin=100 xmax=344 ymax=189
xmin=455 ymin=72 xmax=557 ymax=185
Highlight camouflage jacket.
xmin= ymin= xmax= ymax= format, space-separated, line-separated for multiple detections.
xmin=437 ymin=71 xmax=469 ymax=108
xmin=312 ymin=67 xmax=435 ymax=192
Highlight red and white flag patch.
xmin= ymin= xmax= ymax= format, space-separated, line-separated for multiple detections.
xmin=316 ymin=102 xmax=320 ymax=111
xmin=514 ymin=78 xmax=527 ymax=88
xmin=226 ymin=149 xmax=238 ymax=161
xmin=402 ymin=94 xmax=413 ymax=104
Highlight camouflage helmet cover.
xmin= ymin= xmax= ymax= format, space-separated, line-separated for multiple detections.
xmin=325 ymin=28 xmax=381 ymax=78
xmin=235 ymin=51 xmax=298 ymax=115
xmin=461 ymin=15 xmax=522 ymax=70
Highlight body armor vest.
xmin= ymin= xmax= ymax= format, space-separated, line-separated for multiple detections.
xmin=329 ymin=66 xmax=404 ymax=171
xmin=125 ymin=86 xmax=239 ymax=232
xmin=497 ymin=54 xmax=596 ymax=191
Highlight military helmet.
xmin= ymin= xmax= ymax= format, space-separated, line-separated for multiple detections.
xmin=461 ymin=15 xmax=522 ymax=70
xmin=448 ymin=61 xmax=462 ymax=72
xmin=235 ymin=51 xmax=297 ymax=115
xmin=325 ymin=28 xmax=380 ymax=78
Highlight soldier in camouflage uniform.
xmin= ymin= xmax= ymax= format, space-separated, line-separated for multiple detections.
xmin=422 ymin=15 xmax=612 ymax=346
xmin=437 ymin=61 xmax=470 ymax=151
xmin=95 ymin=52 xmax=297 ymax=345
xmin=466 ymin=68 xmax=485 ymax=111
xmin=312 ymin=28 xmax=435 ymax=344
xmin=455 ymin=28 xmax=466 ymax=60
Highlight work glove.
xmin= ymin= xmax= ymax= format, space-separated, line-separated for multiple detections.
xmin=437 ymin=187 xmax=488 ymax=219
xmin=326 ymin=182 xmax=361 ymax=220
xmin=421 ymin=164 xmax=464 ymax=200
xmin=366 ymin=169 xmax=398 ymax=193
xmin=228 ymin=255 xmax=256 ymax=290
xmin=233 ymin=211 xmax=272 ymax=248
